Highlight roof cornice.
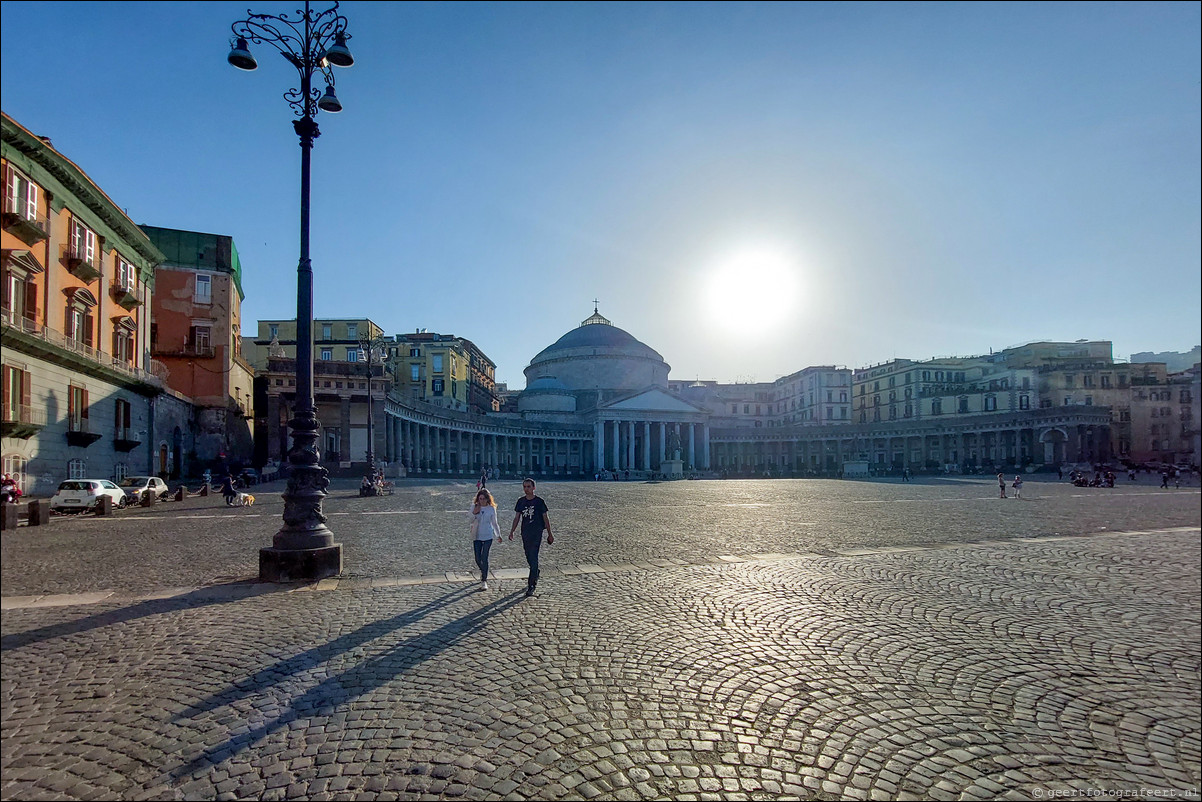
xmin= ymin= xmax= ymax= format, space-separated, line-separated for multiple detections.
xmin=2 ymin=113 xmax=165 ymax=270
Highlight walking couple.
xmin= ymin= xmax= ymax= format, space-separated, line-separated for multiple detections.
xmin=470 ymin=478 xmax=554 ymax=598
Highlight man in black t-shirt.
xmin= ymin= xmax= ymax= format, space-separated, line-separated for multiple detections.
xmin=510 ymin=478 xmax=553 ymax=597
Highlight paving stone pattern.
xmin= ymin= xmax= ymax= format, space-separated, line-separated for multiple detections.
xmin=2 ymin=476 xmax=1199 ymax=596
xmin=1 ymin=479 xmax=1199 ymax=801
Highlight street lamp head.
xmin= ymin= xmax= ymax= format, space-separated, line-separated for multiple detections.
xmin=323 ymin=31 xmax=355 ymax=68
xmin=317 ymin=85 xmax=343 ymax=113
xmin=227 ymin=37 xmax=258 ymax=71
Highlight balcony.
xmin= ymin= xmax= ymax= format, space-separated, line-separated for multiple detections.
xmin=2 ymin=307 xmax=162 ymax=389
xmin=113 ymin=427 xmax=141 ymax=452
xmin=111 ymin=283 xmax=142 ymax=310
xmin=1 ymin=197 xmax=50 ymax=245
xmin=65 ymin=417 xmax=103 ymax=448
xmin=63 ymin=247 xmax=101 ymax=282
xmin=1 ymin=405 xmax=46 ymax=439
xmin=152 ymin=343 xmax=216 ymax=359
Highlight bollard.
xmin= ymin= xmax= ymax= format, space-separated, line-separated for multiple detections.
xmin=174 ymin=487 xmax=185 ymax=502
xmin=200 ymin=484 xmax=209 ymax=497
xmin=140 ymin=490 xmax=156 ymax=507
xmin=96 ymin=495 xmax=113 ymax=516
xmin=1 ymin=502 xmax=18 ymax=530
xmin=28 ymin=499 xmax=50 ymax=526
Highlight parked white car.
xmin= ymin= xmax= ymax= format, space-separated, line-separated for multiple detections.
xmin=50 ymin=479 xmax=127 ymax=513
xmin=118 ymin=476 xmax=170 ymax=503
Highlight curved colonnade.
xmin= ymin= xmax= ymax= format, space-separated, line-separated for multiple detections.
xmin=380 ymin=397 xmax=1114 ymax=477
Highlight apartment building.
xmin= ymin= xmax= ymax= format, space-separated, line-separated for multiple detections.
xmin=2 ymin=112 xmax=168 ymax=492
xmin=250 ymin=318 xmax=391 ymax=469
xmin=392 ymin=330 xmax=500 ymax=414
xmin=140 ymin=226 xmax=256 ymax=468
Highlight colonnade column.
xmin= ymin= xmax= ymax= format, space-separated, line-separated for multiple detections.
xmin=642 ymin=422 xmax=651 ymax=471
xmin=702 ymin=423 xmax=710 ymax=470
xmin=595 ymin=420 xmax=605 ymax=474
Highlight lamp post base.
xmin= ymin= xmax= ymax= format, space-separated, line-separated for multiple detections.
xmin=259 ymin=544 xmax=343 ymax=583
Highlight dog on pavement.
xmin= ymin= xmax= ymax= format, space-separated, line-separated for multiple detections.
xmin=234 ymin=492 xmax=255 ymax=507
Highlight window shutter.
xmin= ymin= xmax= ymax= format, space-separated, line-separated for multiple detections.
xmin=113 ymin=330 xmax=120 ymax=359
xmin=26 ymin=181 xmax=38 ymax=220
xmin=83 ymin=313 xmax=94 ymax=348
xmin=81 ymin=389 xmax=89 ymax=419
xmin=68 ymin=387 xmax=76 ymax=421
xmin=24 ymin=281 xmax=38 ymax=321
xmin=4 ymin=164 xmax=16 ymax=211
xmin=1 ymin=368 xmax=9 ymax=421
xmin=86 ymin=229 xmax=96 ymax=264
xmin=123 ymin=400 xmax=131 ymax=429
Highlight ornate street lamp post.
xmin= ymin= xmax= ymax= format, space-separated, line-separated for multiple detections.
xmin=228 ymin=1 xmax=354 ymax=581
xmin=358 ymin=333 xmax=390 ymax=486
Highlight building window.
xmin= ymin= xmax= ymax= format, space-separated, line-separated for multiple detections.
xmin=4 ymin=164 xmax=40 ymax=222
xmin=1085 ymin=396 xmax=1093 ymax=406
xmin=322 ymin=324 xmax=332 ymax=339
xmin=69 ymin=218 xmax=97 ymax=267
xmin=68 ymin=458 xmax=87 ymax=480
xmin=114 ymin=399 xmax=132 ymax=439
xmin=346 ymin=323 xmax=357 ymax=338
xmin=432 ymin=379 xmax=444 ymax=395
xmin=411 ymin=364 xmax=420 ymax=381
xmin=321 ymin=349 xmax=332 ymax=360
xmin=1101 ymin=375 xmax=1111 ymax=388
xmin=3 ymin=365 xmax=31 ymax=424
xmin=346 ymin=348 xmax=359 ymax=363
xmin=194 ymin=274 xmax=212 ymax=304
xmin=269 ymin=324 xmax=279 ymax=338
xmin=115 ymin=257 xmax=137 ymax=291
xmin=433 ymin=355 xmax=443 ymax=373
xmin=113 ymin=462 xmax=128 ymax=482
xmin=68 ymin=385 xmax=89 ymax=432
xmin=2 ymin=454 xmax=27 ymax=489
xmin=113 ymin=320 xmax=136 ymax=364
xmin=958 ymin=398 xmax=969 ymax=413
xmin=190 ymin=325 xmax=211 ymax=352
xmin=1064 ymin=375 xmax=1075 ymax=388
xmin=984 ymin=396 xmax=997 ymax=411
xmin=731 ymin=405 xmax=737 ymax=414
xmin=64 ymin=290 xmax=96 ymax=349
xmin=409 ymin=348 xmax=420 ymax=357
xmin=1019 ymin=395 xmax=1030 ymax=410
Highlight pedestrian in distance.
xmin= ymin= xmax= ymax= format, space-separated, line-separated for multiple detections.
xmin=221 ymin=473 xmax=238 ymax=506
xmin=998 ymin=472 xmax=1007 ymax=499
xmin=478 ymin=468 xmax=487 ymax=490
xmin=1013 ymin=474 xmax=1023 ymax=499
xmin=470 ymin=488 xmax=502 ymax=591
xmin=510 ymin=478 xmax=553 ymax=598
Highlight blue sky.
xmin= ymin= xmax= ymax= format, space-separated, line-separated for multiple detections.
xmin=2 ymin=1 xmax=1198 ymax=387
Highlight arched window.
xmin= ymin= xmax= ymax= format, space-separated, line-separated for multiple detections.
xmin=68 ymin=458 xmax=87 ymax=479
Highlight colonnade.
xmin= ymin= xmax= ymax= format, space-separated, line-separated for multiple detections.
xmin=713 ymin=422 xmax=1110 ymax=474
xmin=382 ymin=409 xmax=592 ymax=476
xmin=593 ymin=418 xmax=711 ymax=473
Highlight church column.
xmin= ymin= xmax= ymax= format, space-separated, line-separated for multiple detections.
xmin=595 ymin=419 xmax=605 ymax=475
xmin=642 ymin=422 xmax=651 ymax=472
xmin=702 ymin=423 xmax=711 ymax=470
xmin=626 ymin=421 xmax=635 ymax=472
xmin=658 ymin=422 xmax=666 ymax=467
xmin=685 ymin=423 xmax=695 ymax=468
xmin=611 ymin=420 xmax=620 ymax=472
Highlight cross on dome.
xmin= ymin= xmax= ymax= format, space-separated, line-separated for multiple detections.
xmin=581 ymin=301 xmax=610 ymax=327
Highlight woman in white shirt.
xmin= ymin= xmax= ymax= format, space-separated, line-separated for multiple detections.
xmin=471 ymin=488 xmax=502 ymax=590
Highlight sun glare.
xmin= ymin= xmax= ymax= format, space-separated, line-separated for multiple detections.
xmin=704 ymin=247 xmax=800 ymax=332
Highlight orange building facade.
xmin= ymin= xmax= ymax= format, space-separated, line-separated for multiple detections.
xmin=2 ymin=112 xmax=166 ymax=493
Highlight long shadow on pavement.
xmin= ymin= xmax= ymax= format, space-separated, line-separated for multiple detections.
xmin=0 ymin=582 xmax=291 ymax=653
xmin=169 ymin=588 xmax=525 ymax=780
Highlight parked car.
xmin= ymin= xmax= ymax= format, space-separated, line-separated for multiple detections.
xmin=119 ymin=476 xmax=170 ymax=503
xmin=51 ymin=479 xmax=127 ymax=513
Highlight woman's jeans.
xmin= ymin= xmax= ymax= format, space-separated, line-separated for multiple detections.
xmin=473 ymin=538 xmax=493 ymax=582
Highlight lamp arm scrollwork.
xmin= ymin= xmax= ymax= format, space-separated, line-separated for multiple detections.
xmin=230 ymin=2 xmax=351 ymax=118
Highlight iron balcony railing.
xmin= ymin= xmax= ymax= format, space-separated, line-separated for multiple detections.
xmin=1 ymin=306 xmax=162 ymax=387
xmin=1 ymin=404 xmax=47 ymax=426
xmin=1 ymin=194 xmax=51 ymax=237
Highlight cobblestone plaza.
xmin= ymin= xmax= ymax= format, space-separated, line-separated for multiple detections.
xmin=2 ymin=477 xmax=1199 ymax=800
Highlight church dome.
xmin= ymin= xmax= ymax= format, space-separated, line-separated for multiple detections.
xmin=524 ymin=307 xmax=670 ymax=393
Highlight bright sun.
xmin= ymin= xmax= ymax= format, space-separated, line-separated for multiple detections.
xmin=703 ymin=247 xmax=800 ymax=332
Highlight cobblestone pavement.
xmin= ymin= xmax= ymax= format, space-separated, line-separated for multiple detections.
xmin=2 ymin=476 xmax=1200 ymax=596
xmin=2 ymin=480 xmax=1199 ymax=801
